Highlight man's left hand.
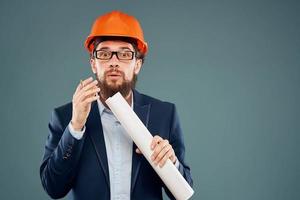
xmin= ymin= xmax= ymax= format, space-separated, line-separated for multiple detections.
xmin=136 ymin=135 xmax=177 ymax=168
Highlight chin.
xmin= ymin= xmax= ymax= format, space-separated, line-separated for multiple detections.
xmin=108 ymin=80 xmax=123 ymax=86
xmin=107 ymin=83 xmax=121 ymax=91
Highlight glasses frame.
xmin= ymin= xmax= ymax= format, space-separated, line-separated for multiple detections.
xmin=93 ymin=50 xmax=135 ymax=61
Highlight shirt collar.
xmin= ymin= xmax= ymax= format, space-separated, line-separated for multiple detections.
xmin=97 ymin=91 xmax=134 ymax=116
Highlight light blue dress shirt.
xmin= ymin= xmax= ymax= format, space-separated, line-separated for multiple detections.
xmin=97 ymin=98 xmax=133 ymax=200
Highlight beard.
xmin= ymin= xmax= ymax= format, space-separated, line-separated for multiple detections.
xmin=95 ymin=69 xmax=137 ymax=101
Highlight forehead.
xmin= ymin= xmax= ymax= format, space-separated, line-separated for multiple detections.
xmin=96 ymin=40 xmax=134 ymax=51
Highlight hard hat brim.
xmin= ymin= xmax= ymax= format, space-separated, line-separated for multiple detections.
xmin=84 ymin=35 xmax=148 ymax=55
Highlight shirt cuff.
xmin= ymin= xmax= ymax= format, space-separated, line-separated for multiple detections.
xmin=174 ymin=158 xmax=180 ymax=169
xmin=68 ymin=122 xmax=85 ymax=140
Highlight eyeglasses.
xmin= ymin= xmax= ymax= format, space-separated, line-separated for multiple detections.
xmin=93 ymin=50 xmax=135 ymax=60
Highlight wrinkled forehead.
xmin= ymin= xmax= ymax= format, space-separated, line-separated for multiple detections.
xmin=95 ymin=40 xmax=134 ymax=51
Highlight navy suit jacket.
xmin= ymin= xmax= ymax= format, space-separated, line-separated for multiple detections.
xmin=40 ymin=90 xmax=193 ymax=200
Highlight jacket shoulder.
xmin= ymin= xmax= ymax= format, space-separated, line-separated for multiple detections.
xmin=50 ymin=102 xmax=73 ymax=128
xmin=137 ymin=91 xmax=176 ymax=112
xmin=54 ymin=102 xmax=72 ymax=115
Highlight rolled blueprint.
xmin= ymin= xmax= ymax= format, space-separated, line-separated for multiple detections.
xmin=106 ymin=92 xmax=194 ymax=200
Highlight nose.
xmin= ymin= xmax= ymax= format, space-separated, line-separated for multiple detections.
xmin=108 ymin=53 xmax=120 ymax=68
xmin=109 ymin=64 xmax=119 ymax=70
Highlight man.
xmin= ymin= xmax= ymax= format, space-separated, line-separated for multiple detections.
xmin=40 ymin=10 xmax=193 ymax=200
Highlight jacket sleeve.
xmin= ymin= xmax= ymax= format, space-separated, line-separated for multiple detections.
xmin=163 ymin=104 xmax=193 ymax=200
xmin=39 ymin=108 xmax=86 ymax=199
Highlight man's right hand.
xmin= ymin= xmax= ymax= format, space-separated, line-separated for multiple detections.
xmin=71 ymin=77 xmax=100 ymax=131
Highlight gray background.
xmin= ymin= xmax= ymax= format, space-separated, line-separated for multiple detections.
xmin=0 ymin=0 xmax=299 ymax=199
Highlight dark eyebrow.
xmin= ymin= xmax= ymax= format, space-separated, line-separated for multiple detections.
xmin=119 ymin=47 xmax=132 ymax=51
xmin=98 ymin=47 xmax=110 ymax=51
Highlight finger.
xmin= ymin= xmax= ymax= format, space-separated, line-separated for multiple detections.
xmin=170 ymin=153 xmax=177 ymax=164
xmin=81 ymin=94 xmax=99 ymax=105
xmin=75 ymin=80 xmax=99 ymax=100
xmin=74 ymin=85 xmax=97 ymax=103
xmin=79 ymin=87 xmax=100 ymax=102
xmin=82 ymin=79 xmax=98 ymax=92
xmin=151 ymin=140 xmax=169 ymax=161
xmin=154 ymin=144 xmax=172 ymax=164
xmin=75 ymin=80 xmax=82 ymax=93
xmin=159 ymin=150 xmax=173 ymax=168
xmin=74 ymin=78 xmax=96 ymax=100
xmin=152 ymin=140 xmax=169 ymax=161
xmin=151 ymin=135 xmax=162 ymax=150
xmin=167 ymin=148 xmax=176 ymax=163
xmin=82 ymin=76 xmax=94 ymax=86
xmin=75 ymin=77 xmax=93 ymax=93
xmin=135 ymin=148 xmax=142 ymax=154
xmin=76 ymin=80 xmax=98 ymax=98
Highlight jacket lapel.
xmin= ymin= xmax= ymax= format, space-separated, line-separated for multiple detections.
xmin=86 ymin=101 xmax=110 ymax=189
xmin=131 ymin=90 xmax=151 ymax=193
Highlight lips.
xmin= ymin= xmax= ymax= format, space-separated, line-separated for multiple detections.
xmin=106 ymin=73 xmax=122 ymax=81
xmin=107 ymin=74 xmax=121 ymax=78
xmin=107 ymin=71 xmax=121 ymax=76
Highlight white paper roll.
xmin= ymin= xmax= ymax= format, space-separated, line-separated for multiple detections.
xmin=106 ymin=92 xmax=194 ymax=200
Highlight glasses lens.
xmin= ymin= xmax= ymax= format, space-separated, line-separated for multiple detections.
xmin=117 ymin=51 xmax=134 ymax=60
xmin=97 ymin=51 xmax=112 ymax=60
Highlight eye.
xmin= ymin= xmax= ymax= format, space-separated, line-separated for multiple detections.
xmin=98 ymin=51 xmax=111 ymax=59
xmin=119 ymin=51 xmax=132 ymax=59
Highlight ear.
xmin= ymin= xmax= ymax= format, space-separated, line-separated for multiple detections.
xmin=134 ymin=59 xmax=142 ymax=75
xmin=90 ymin=58 xmax=97 ymax=74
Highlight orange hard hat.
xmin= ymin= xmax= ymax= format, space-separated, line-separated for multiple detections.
xmin=84 ymin=10 xmax=148 ymax=55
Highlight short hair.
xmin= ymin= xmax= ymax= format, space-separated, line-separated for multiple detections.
xmin=90 ymin=36 xmax=145 ymax=64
